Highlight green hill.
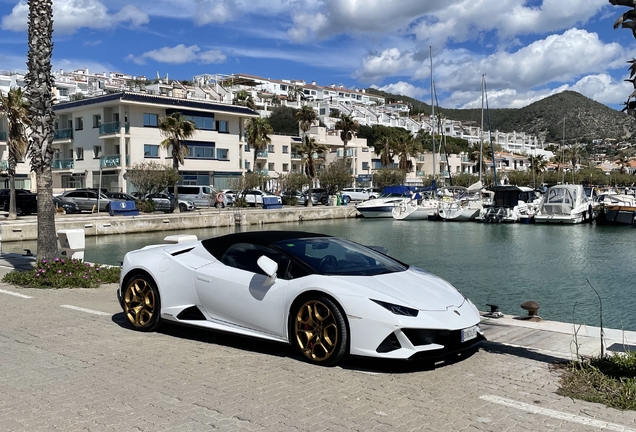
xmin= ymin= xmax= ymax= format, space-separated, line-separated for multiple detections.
xmin=365 ymin=89 xmax=635 ymax=143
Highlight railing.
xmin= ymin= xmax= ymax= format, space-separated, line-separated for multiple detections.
xmin=0 ymin=160 xmax=7 ymax=171
xmin=52 ymin=159 xmax=74 ymax=169
xmin=256 ymin=151 xmax=268 ymax=158
xmin=416 ymin=171 xmax=425 ymax=176
xmin=291 ymin=153 xmax=302 ymax=159
xmin=418 ymin=155 xmax=426 ymax=161
xmin=100 ymin=154 xmax=121 ymax=167
xmin=0 ymin=131 xmax=6 ymax=141
xmin=54 ymin=128 xmax=73 ymax=140
xmin=99 ymin=121 xmax=120 ymax=135
xmin=255 ymin=169 xmax=269 ymax=175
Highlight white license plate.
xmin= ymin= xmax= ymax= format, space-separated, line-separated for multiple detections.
xmin=461 ymin=325 xmax=478 ymax=343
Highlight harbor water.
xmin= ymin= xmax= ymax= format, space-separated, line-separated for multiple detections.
xmin=3 ymin=218 xmax=635 ymax=331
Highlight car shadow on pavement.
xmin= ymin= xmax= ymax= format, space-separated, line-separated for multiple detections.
xmin=112 ymin=312 xmax=485 ymax=371
xmin=480 ymin=341 xmax=567 ymax=364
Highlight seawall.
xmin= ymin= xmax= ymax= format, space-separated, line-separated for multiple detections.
xmin=0 ymin=206 xmax=361 ymax=242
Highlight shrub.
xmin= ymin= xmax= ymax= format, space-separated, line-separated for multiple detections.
xmin=2 ymin=258 xmax=120 ymax=288
xmin=136 ymin=199 xmax=156 ymax=213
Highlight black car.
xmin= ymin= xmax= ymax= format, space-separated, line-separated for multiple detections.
xmin=0 ymin=189 xmax=33 ymax=208
xmin=3 ymin=193 xmax=38 ymax=215
xmin=53 ymin=196 xmax=81 ymax=214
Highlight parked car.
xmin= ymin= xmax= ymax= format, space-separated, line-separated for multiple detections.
xmin=146 ymin=193 xmax=195 ymax=212
xmin=106 ymin=192 xmax=137 ymax=202
xmin=117 ymin=231 xmax=483 ymax=365
xmin=304 ymin=188 xmax=330 ymax=206
xmin=2 ymin=193 xmax=38 ymax=215
xmin=59 ymin=189 xmax=116 ymax=212
xmin=242 ymin=190 xmax=282 ymax=206
xmin=53 ymin=196 xmax=81 ymax=214
xmin=0 ymin=189 xmax=34 ymax=209
xmin=174 ymin=185 xmax=213 ymax=208
xmin=341 ymin=187 xmax=380 ymax=201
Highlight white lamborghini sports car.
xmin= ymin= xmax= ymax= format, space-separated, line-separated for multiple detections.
xmin=118 ymin=231 xmax=484 ymax=365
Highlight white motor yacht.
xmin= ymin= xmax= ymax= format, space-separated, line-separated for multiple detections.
xmin=479 ymin=186 xmax=542 ymax=223
xmin=355 ymin=186 xmax=412 ymax=218
xmin=534 ymin=184 xmax=592 ymax=224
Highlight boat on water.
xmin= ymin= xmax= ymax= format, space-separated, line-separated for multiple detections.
xmin=438 ymin=181 xmax=492 ymax=222
xmin=534 ymin=184 xmax=592 ymax=224
xmin=478 ymin=186 xmax=541 ymax=223
xmin=355 ymin=186 xmax=412 ymax=218
xmin=391 ymin=182 xmax=446 ymax=221
xmin=595 ymin=193 xmax=636 ymax=225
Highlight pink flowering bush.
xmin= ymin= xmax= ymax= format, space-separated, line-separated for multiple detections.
xmin=2 ymin=257 xmax=120 ymax=288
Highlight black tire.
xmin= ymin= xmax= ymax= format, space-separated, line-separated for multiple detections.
xmin=320 ymin=197 xmax=329 ymax=205
xmin=179 ymin=202 xmax=187 ymax=212
xmin=105 ymin=203 xmax=111 ymax=213
xmin=291 ymin=296 xmax=348 ymax=366
xmin=15 ymin=207 xmax=23 ymax=216
xmin=121 ymin=274 xmax=161 ymax=332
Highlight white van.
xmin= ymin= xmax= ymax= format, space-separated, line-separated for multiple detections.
xmin=175 ymin=185 xmax=213 ymax=207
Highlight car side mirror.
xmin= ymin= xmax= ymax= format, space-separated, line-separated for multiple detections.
xmin=257 ymin=255 xmax=278 ymax=279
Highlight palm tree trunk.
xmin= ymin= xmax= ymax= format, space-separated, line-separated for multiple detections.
xmin=25 ymin=0 xmax=57 ymax=260
xmin=8 ymin=157 xmax=17 ymax=220
xmin=172 ymin=153 xmax=180 ymax=213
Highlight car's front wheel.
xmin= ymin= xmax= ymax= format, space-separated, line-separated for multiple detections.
xmin=292 ymin=296 xmax=348 ymax=365
xmin=122 ymin=274 xmax=161 ymax=332
xmin=179 ymin=202 xmax=187 ymax=212
xmin=320 ymin=197 xmax=329 ymax=205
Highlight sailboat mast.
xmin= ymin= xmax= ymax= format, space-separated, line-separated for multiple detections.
xmin=480 ymin=75 xmax=484 ymax=183
xmin=430 ymin=46 xmax=436 ymax=181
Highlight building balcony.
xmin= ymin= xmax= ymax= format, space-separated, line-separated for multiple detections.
xmin=99 ymin=122 xmax=129 ymax=136
xmin=291 ymin=153 xmax=302 ymax=159
xmin=54 ymin=128 xmax=73 ymax=141
xmin=256 ymin=151 xmax=268 ymax=159
xmin=52 ymin=159 xmax=74 ymax=170
xmin=416 ymin=171 xmax=424 ymax=176
xmin=0 ymin=160 xmax=7 ymax=171
xmin=255 ymin=169 xmax=268 ymax=175
xmin=0 ymin=131 xmax=7 ymax=141
xmin=99 ymin=154 xmax=121 ymax=168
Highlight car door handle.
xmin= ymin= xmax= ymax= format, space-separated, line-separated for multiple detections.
xmin=196 ymin=275 xmax=211 ymax=283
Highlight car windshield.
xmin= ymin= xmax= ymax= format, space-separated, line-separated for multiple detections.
xmin=273 ymin=237 xmax=407 ymax=276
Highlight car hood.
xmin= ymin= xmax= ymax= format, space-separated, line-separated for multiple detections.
xmin=333 ymin=267 xmax=465 ymax=311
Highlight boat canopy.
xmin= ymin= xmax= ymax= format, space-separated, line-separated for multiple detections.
xmin=540 ymin=185 xmax=588 ymax=215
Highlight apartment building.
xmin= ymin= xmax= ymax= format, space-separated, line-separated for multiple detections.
xmin=51 ymin=92 xmax=259 ymax=193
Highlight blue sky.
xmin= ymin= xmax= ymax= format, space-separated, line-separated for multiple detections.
xmin=0 ymin=0 xmax=635 ymax=110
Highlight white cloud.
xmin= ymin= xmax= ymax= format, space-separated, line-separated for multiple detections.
xmin=126 ymin=44 xmax=226 ymax=65
xmin=0 ymin=0 xmax=149 ymax=34
xmin=355 ymin=48 xmax=419 ymax=83
xmin=194 ymin=0 xmax=237 ymax=25
xmin=373 ymin=81 xmax=428 ymax=99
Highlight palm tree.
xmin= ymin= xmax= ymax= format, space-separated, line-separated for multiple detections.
xmin=0 ymin=88 xmax=30 ymax=220
xmin=301 ymin=136 xmax=329 ymax=179
xmin=245 ymin=117 xmax=273 ymax=169
xmin=393 ymin=134 xmax=421 ymax=171
xmin=295 ymin=105 xmax=316 ymax=136
xmin=158 ymin=112 xmax=197 ymax=212
xmin=529 ymin=154 xmax=548 ymax=177
xmin=24 ymin=0 xmax=57 ymax=260
xmin=375 ymin=136 xmax=394 ymax=167
xmin=334 ymin=114 xmax=359 ymax=166
xmin=233 ymin=89 xmax=256 ymax=110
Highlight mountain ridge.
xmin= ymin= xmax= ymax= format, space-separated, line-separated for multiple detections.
xmin=365 ymin=88 xmax=636 ymax=143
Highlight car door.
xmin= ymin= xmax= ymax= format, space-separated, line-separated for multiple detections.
xmin=194 ymin=243 xmax=290 ymax=338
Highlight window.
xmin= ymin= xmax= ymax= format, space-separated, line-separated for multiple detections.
xmin=362 ymin=162 xmax=369 ymax=170
xmin=184 ymin=115 xmax=214 ymax=130
xmin=319 ymin=108 xmax=326 ymax=115
xmin=76 ymin=147 xmax=84 ymax=160
xmin=280 ymin=85 xmax=287 ymax=91
xmin=244 ymin=144 xmax=250 ymax=152
xmin=93 ymin=145 xmax=102 ymax=158
xmin=191 ymin=145 xmax=215 ymax=159
xmin=283 ymin=163 xmax=289 ymax=172
xmin=75 ymin=117 xmax=83 ymax=131
xmin=216 ymin=120 xmax=229 ymax=133
xmin=268 ymin=162 xmax=275 ymax=171
xmin=113 ymin=113 xmax=119 ymax=122
xmin=282 ymin=145 xmax=289 ymax=154
xmin=144 ymin=144 xmax=159 ymax=158
xmin=268 ymin=144 xmax=274 ymax=153
xmin=92 ymin=114 xmax=101 ymax=128
xmin=143 ymin=113 xmax=158 ymax=127
xmin=217 ymin=149 xmax=228 ymax=160
xmin=245 ymin=161 xmax=250 ymax=170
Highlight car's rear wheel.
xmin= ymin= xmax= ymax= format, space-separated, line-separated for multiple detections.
xmin=293 ymin=296 xmax=348 ymax=365
xmin=320 ymin=197 xmax=328 ymax=205
xmin=122 ymin=274 xmax=161 ymax=332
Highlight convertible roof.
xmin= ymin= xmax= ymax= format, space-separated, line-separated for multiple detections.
xmin=201 ymin=230 xmax=330 ymax=260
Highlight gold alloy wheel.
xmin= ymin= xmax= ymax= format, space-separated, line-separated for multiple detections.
xmin=295 ymin=300 xmax=339 ymax=362
xmin=123 ymin=278 xmax=156 ymax=328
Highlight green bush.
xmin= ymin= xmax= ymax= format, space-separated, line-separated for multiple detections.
xmin=136 ymin=199 xmax=156 ymax=213
xmin=281 ymin=195 xmax=298 ymax=206
xmin=2 ymin=257 xmax=121 ymax=288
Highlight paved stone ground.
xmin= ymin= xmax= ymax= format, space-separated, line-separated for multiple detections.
xmin=1 ymin=281 xmax=636 ymax=432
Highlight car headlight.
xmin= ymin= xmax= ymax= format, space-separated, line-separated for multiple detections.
xmin=371 ymin=299 xmax=419 ymax=317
